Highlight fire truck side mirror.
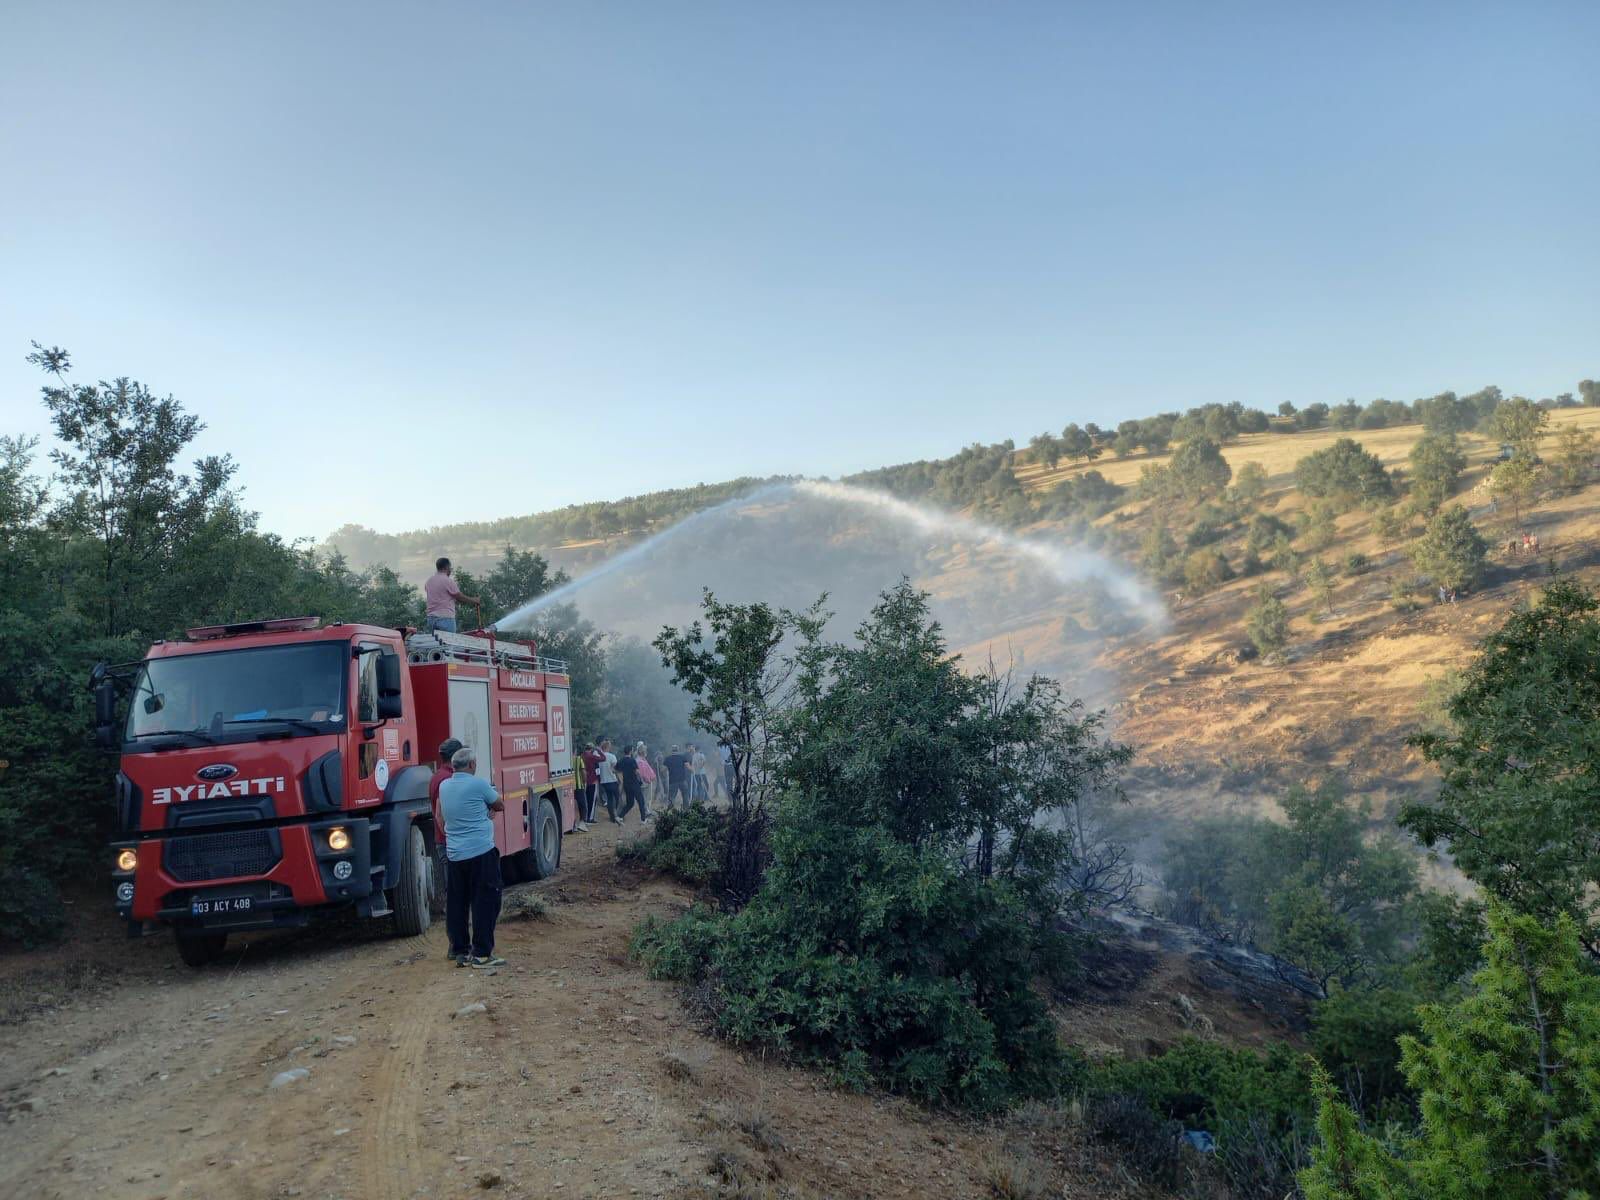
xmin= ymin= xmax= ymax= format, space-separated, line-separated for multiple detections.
xmin=93 ymin=679 xmax=118 ymax=749
xmin=376 ymin=652 xmax=404 ymax=720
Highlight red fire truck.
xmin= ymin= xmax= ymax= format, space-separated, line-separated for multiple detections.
xmin=92 ymin=617 xmax=577 ymax=965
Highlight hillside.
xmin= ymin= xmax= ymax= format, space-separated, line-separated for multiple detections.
xmin=329 ymin=405 xmax=1600 ymax=831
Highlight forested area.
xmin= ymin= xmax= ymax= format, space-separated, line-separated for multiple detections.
xmin=0 ymin=346 xmax=685 ymax=945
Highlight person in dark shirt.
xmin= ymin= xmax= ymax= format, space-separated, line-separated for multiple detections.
xmin=614 ymin=743 xmax=650 ymax=823
xmin=662 ymin=745 xmax=691 ymax=810
xmin=579 ymin=742 xmax=604 ymax=825
xmin=428 ymin=737 xmax=464 ymax=860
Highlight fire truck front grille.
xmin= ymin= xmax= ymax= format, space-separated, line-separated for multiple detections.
xmin=165 ymin=829 xmax=280 ymax=882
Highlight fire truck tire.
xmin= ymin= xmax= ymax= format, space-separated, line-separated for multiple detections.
xmin=528 ymin=797 xmax=561 ymax=880
xmin=428 ymin=840 xmax=447 ymax=917
xmin=392 ymin=824 xmax=432 ymax=937
xmin=175 ymin=928 xmax=228 ymax=967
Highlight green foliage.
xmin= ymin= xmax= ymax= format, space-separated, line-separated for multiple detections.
xmin=621 ymin=804 xmax=727 ymax=887
xmin=1182 ymin=548 xmax=1234 ymax=595
xmin=1310 ymin=985 xmax=1422 ymax=1115
xmin=1296 ymin=438 xmax=1394 ymax=509
xmin=1168 ymin=436 xmax=1232 ymax=500
xmin=1246 ymin=585 xmax=1290 ymax=660
xmin=1491 ymin=396 xmax=1549 ymax=461
xmin=1140 ymin=518 xmax=1179 ymax=579
xmin=1301 ymin=500 xmax=1339 ymax=552
xmin=1305 ymin=556 xmax=1337 ymax=615
xmin=1406 ymin=433 xmax=1466 ymax=514
xmin=1245 ymin=511 xmax=1294 ymax=555
xmin=1408 ymin=505 xmax=1487 ymax=593
xmin=1028 ymin=432 xmax=1062 ymax=469
xmin=1231 ymin=460 xmax=1270 ymax=504
xmin=1554 ymin=423 xmax=1595 ymax=492
xmin=1342 ymin=551 xmax=1370 ymax=575
xmin=1404 ymin=579 xmax=1600 ymax=953
xmin=850 ymin=440 xmax=1025 ymax=518
xmin=636 ymin=583 xmax=1129 ymax=1111
xmin=1039 ymin=470 xmax=1122 ymax=521
xmin=1058 ymin=422 xmax=1101 ymax=462
xmin=1161 ymin=779 xmax=1418 ymax=996
xmin=1092 ymin=1039 xmax=1315 ymax=1196
xmin=1487 ymin=454 xmax=1541 ymax=526
xmin=1302 ymin=908 xmax=1600 ymax=1200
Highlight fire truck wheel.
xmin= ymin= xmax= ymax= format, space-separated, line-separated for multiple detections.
xmin=174 ymin=927 xmax=228 ymax=967
xmin=392 ymin=824 xmax=432 ymax=937
xmin=528 ymin=796 xmax=561 ymax=880
xmin=427 ymin=840 xmax=447 ymax=917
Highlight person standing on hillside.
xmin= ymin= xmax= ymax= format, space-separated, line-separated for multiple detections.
xmin=580 ymin=742 xmax=604 ymax=826
xmin=424 ymin=556 xmax=482 ymax=635
xmin=439 ymin=745 xmax=506 ymax=968
xmin=616 ymin=744 xmax=651 ymax=824
xmin=662 ymin=744 xmax=691 ymax=809
xmin=689 ymin=744 xmax=710 ymax=804
xmin=570 ymin=747 xmax=591 ymax=834
xmin=596 ymin=738 xmax=622 ymax=824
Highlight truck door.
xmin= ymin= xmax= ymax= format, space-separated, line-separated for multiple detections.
xmin=447 ymin=676 xmax=506 ymax=848
xmin=546 ymin=683 xmax=572 ymax=775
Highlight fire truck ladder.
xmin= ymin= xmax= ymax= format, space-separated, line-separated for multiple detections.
xmin=404 ymin=629 xmax=568 ymax=674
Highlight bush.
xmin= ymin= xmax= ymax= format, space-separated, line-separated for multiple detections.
xmin=1296 ymin=439 xmax=1394 ymax=509
xmin=1246 ymin=586 xmax=1290 ymax=660
xmin=621 ymin=804 xmax=728 ymax=887
xmin=1091 ymin=1039 xmax=1315 ymax=1197
xmin=1183 ymin=548 xmax=1234 ymax=594
xmin=1408 ymin=504 xmax=1487 ymax=593
xmin=635 ymin=584 xmax=1128 ymax=1113
xmin=1342 ymin=551 xmax=1370 ymax=575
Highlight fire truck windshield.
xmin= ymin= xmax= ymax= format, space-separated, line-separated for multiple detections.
xmin=125 ymin=641 xmax=348 ymax=745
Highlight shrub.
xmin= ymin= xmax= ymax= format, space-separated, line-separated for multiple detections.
xmin=1183 ymin=548 xmax=1234 ymax=594
xmin=1408 ymin=504 xmax=1487 ymax=593
xmin=1169 ymin=437 xmax=1232 ymax=500
xmin=1407 ymin=433 xmax=1466 ymax=514
xmin=623 ymin=804 xmax=728 ymax=888
xmin=1091 ymin=1039 xmax=1315 ymax=1197
xmin=1246 ymin=586 xmax=1290 ymax=660
xmin=1342 ymin=551 xmax=1369 ymax=575
xmin=1296 ymin=438 xmax=1394 ymax=509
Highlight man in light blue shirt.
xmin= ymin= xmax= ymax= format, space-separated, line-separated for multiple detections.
xmin=438 ymin=746 xmax=505 ymax=967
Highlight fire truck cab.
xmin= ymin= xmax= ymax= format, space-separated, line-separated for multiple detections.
xmin=95 ymin=616 xmax=576 ymax=965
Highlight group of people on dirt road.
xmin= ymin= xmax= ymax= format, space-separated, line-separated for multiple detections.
xmin=570 ymin=738 xmax=733 ymax=828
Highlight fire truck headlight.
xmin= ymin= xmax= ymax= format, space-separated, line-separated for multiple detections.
xmin=115 ymin=882 xmax=134 ymax=904
xmin=115 ymin=848 xmax=138 ymax=873
xmin=332 ymin=860 xmax=353 ymax=881
xmin=326 ymin=827 xmax=351 ymax=852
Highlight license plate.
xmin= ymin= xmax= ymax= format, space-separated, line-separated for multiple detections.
xmin=191 ymin=896 xmax=253 ymax=916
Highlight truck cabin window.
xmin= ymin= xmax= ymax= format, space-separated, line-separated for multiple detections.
xmin=356 ymin=645 xmax=380 ymax=723
xmin=126 ymin=642 xmax=347 ymax=742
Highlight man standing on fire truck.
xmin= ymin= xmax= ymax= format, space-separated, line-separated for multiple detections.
xmin=424 ymin=556 xmax=482 ymax=634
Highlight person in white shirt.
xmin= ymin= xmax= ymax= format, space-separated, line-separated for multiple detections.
xmin=596 ymin=738 xmax=621 ymax=824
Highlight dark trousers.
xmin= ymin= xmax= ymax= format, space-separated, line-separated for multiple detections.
xmin=581 ymin=781 xmax=597 ymax=822
xmin=665 ymin=777 xmax=690 ymax=809
xmin=618 ymin=779 xmax=650 ymax=822
xmin=601 ymin=780 xmax=621 ymax=821
xmin=445 ymin=848 xmax=502 ymax=959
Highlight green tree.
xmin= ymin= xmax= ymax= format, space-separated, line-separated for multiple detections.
xmin=1580 ymin=379 xmax=1600 ymax=407
xmin=480 ymin=544 xmax=568 ymax=622
xmin=1169 ymin=436 xmax=1232 ymax=500
xmin=1302 ymin=908 xmax=1600 ymax=1200
xmin=1231 ymin=460 xmax=1270 ymax=504
xmin=1028 ymin=432 xmax=1062 ymax=469
xmin=1492 ymin=396 xmax=1549 ymax=461
xmin=654 ymin=590 xmax=824 ymax=902
xmin=1059 ymin=422 xmax=1100 ymax=462
xmin=1182 ymin=548 xmax=1233 ymax=595
xmin=1246 ymin=584 xmax=1290 ymax=660
xmin=1408 ymin=505 xmax=1487 ymax=593
xmin=1407 ymin=433 xmax=1466 ymax=514
xmin=1296 ymin=438 xmax=1394 ymax=510
xmin=1305 ymin=556 xmax=1336 ymax=615
xmin=1553 ymin=423 xmax=1595 ymax=492
xmin=28 ymin=343 xmax=238 ymax=638
xmin=1488 ymin=454 xmax=1541 ymax=527
xmin=1405 ymin=580 xmax=1600 ymax=956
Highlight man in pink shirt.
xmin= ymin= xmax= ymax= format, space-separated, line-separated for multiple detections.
xmin=424 ymin=557 xmax=482 ymax=633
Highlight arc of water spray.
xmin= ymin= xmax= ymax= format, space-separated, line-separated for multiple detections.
xmin=493 ymin=478 xmax=1167 ymax=629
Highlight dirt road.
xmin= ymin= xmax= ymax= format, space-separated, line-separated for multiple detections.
xmin=0 ymin=822 xmax=1145 ymax=1200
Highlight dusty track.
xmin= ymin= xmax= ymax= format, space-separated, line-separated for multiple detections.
xmin=0 ymin=822 xmax=1167 ymax=1200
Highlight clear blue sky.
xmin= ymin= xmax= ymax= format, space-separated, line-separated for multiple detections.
xmin=4 ymin=2 xmax=1597 ymax=541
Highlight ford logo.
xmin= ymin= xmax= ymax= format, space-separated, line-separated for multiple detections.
xmin=197 ymin=764 xmax=239 ymax=781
